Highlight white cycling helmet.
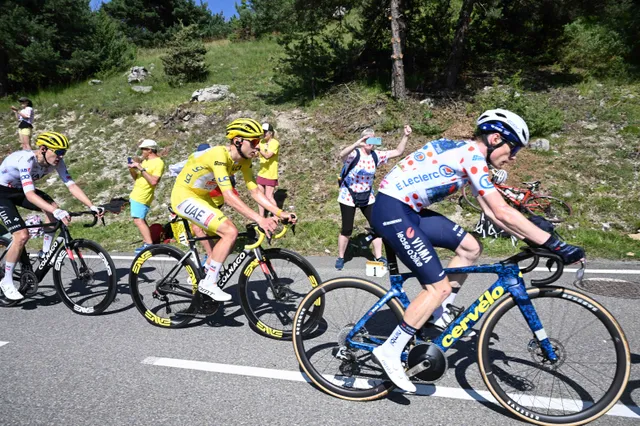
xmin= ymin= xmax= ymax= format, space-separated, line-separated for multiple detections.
xmin=477 ymin=109 xmax=530 ymax=147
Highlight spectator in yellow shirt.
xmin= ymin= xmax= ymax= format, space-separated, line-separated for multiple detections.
xmin=128 ymin=139 xmax=165 ymax=253
xmin=257 ymin=123 xmax=280 ymax=217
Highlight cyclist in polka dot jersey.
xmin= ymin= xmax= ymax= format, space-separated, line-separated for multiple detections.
xmin=370 ymin=109 xmax=585 ymax=393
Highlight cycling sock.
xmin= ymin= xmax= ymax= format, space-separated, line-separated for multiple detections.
xmin=202 ymin=260 xmax=222 ymax=287
xmin=380 ymin=321 xmax=416 ymax=356
xmin=42 ymin=232 xmax=55 ymax=253
xmin=2 ymin=262 xmax=15 ymax=283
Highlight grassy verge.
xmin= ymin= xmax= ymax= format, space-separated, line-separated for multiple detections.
xmin=3 ymin=38 xmax=639 ymax=261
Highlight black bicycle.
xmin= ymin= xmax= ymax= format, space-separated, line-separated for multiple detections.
xmin=0 ymin=211 xmax=118 ymax=314
xmin=128 ymin=213 xmax=324 ymax=339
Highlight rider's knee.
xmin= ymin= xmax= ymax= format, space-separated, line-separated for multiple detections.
xmin=458 ymin=234 xmax=483 ymax=262
xmin=13 ymin=228 xmax=30 ymax=246
xmin=217 ymin=220 xmax=238 ymax=241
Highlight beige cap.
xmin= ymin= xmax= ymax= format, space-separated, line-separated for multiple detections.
xmin=139 ymin=139 xmax=158 ymax=148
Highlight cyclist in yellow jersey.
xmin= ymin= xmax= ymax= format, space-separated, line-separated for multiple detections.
xmin=171 ymin=118 xmax=297 ymax=301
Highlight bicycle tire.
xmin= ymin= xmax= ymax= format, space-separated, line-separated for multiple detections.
xmin=53 ymin=239 xmax=117 ymax=315
xmin=0 ymin=237 xmax=31 ymax=307
xmin=460 ymin=185 xmax=482 ymax=212
xmin=293 ymin=277 xmax=406 ymax=401
xmin=129 ymin=244 xmax=202 ymax=328
xmin=524 ymin=196 xmax=572 ymax=223
xmin=238 ymin=248 xmax=323 ymax=340
xmin=478 ymin=286 xmax=630 ymax=425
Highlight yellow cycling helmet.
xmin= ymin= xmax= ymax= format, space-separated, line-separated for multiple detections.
xmin=226 ymin=118 xmax=263 ymax=140
xmin=36 ymin=132 xmax=69 ymax=150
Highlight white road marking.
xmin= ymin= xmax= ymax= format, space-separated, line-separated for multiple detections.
xmin=46 ymin=252 xmax=640 ymax=275
xmin=0 ymin=341 xmax=9 ymax=348
xmin=143 ymin=357 xmax=640 ymax=420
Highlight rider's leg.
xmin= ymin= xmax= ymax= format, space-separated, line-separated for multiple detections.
xmin=432 ymin=234 xmax=483 ymax=326
xmin=192 ymin=225 xmax=214 ymax=263
xmin=41 ymin=203 xmax=57 ymax=254
xmin=198 ymin=219 xmax=237 ymax=301
xmin=0 ymin=228 xmax=29 ymax=300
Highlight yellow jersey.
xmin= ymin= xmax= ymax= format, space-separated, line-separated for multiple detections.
xmin=129 ymin=157 xmax=165 ymax=206
xmin=258 ymin=138 xmax=280 ymax=180
xmin=171 ymin=146 xmax=257 ymax=205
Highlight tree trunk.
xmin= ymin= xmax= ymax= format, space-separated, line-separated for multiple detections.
xmin=444 ymin=0 xmax=476 ymax=90
xmin=390 ymin=0 xmax=406 ymax=100
xmin=0 ymin=51 xmax=8 ymax=97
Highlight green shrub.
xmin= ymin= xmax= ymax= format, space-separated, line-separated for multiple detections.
xmin=476 ymin=73 xmax=564 ymax=136
xmin=560 ymin=18 xmax=629 ymax=79
xmin=161 ymin=25 xmax=209 ymax=86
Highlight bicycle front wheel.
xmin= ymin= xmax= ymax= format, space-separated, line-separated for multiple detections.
xmin=478 ymin=287 xmax=630 ymax=425
xmin=53 ymin=239 xmax=117 ymax=315
xmin=460 ymin=185 xmax=481 ymax=212
xmin=524 ymin=196 xmax=572 ymax=223
xmin=129 ymin=244 xmax=202 ymax=328
xmin=293 ymin=277 xmax=405 ymax=401
xmin=238 ymin=248 xmax=323 ymax=340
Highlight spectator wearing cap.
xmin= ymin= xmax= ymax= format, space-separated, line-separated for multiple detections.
xmin=128 ymin=139 xmax=166 ymax=253
xmin=257 ymin=123 xmax=280 ymax=217
xmin=10 ymin=97 xmax=34 ymax=150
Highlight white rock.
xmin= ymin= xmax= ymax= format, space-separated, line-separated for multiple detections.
xmin=529 ymin=139 xmax=550 ymax=151
xmin=131 ymin=85 xmax=153 ymax=93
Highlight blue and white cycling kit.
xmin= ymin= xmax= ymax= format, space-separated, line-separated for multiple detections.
xmin=371 ymin=138 xmax=496 ymax=284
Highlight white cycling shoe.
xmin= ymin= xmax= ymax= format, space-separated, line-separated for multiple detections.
xmin=372 ymin=346 xmax=416 ymax=393
xmin=0 ymin=281 xmax=24 ymax=301
xmin=198 ymin=281 xmax=232 ymax=302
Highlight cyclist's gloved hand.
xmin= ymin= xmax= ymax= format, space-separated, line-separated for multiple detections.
xmin=543 ymin=235 xmax=585 ymax=264
xmin=53 ymin=208 xmax=70 ymax=222
xmin=492 ymin=169 xmax=508 ymax=185
xmin=90 ymin=205 xmax=105 ymax=217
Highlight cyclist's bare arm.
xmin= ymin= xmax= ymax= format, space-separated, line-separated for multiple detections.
xmin=221 ymin=189 xmax=261 ymax=222
xmin=477 ymin=191 xmax=549 ymax=244
xmin=67 ymin=183 xmax=98 ymax=210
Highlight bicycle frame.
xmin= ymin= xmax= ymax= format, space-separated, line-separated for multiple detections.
xmin=0 ymin=220 xmax=82 ymax=286
xmin=345 ymin=256 xmax=559 ymax=362
xmin=145 ymin=217 xmax=272 ymax=298
xmin=494 ymin=183 xmax=536 ymax=208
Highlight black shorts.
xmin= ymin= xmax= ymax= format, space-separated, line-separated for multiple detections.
xmin=0 ymin=185 xmax=54 ymax=233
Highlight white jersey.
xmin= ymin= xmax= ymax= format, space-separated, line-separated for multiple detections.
xmin=379 ymin=138 xmax=497 ymax=212
xmin=0 ymin=151 xmax=75 ymax=193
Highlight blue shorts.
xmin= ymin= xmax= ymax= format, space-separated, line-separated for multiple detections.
xmin=130 ymin=199 xmax=150 ymax=219
xmin=371 ymin=193 xmax=467 ymax=285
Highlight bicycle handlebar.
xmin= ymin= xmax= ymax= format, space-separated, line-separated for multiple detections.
xmin=502 ymin=246 xmax=582 ymax=286
xmin=69 ymin=211 xmax=104 ymax=228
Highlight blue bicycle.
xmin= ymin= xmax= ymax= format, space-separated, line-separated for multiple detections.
xmin=292 ymin=246 xmax=630 ymax=425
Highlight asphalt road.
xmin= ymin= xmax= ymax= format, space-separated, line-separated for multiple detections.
xmin=1 ymin=254 xmax=639 ymax=425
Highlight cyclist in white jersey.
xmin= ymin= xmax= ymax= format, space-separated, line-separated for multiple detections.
xmin=370 ymin=109 xmax=585 ymax=392
xmin=0 ymin=132 xmax=104 ymax=300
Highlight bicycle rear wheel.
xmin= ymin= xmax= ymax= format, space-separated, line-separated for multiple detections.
xmin=293 ymin=277 xmax=405 ymax=401
xmin=524 ymin=196 xmax=572 ymax=223
xmin=129 ymin=245 xmax=201 ymax=328
xmin=478 ymin=287 xmax=630 ymax=425
xmin=53 ymin=239 xmax=117 ymax=315
xmin=238 ymin=248 xmax=323 ymax=340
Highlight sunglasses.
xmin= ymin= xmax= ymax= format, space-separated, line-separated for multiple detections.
xmin=46 ymin=147 xmax=67 ymax=157
xmin=502 ymin=138 xmax=522 ymax=157
xmin=243 ymin=138 xmax=260 ymax=148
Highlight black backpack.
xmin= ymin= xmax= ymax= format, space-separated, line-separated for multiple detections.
xmin=337 ymin=149 xmax=379 ymax=188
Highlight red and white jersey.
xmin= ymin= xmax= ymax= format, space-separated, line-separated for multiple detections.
xmin=379 ymin=138 xmax=496 ymax=211
xmin=0 ymin=151 xmax=74 ymax=193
